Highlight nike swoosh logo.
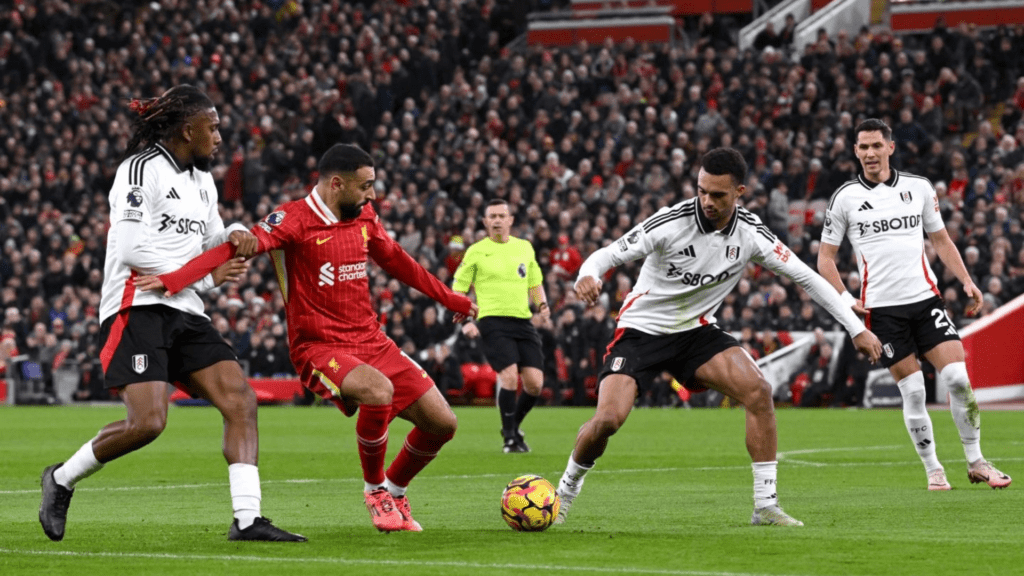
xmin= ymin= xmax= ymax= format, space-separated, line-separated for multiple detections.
xmin=316 ymin=237 xmax=331 ymax=245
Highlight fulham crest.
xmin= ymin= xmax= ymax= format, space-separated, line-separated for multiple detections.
xmin=725 ymin=245 xmax=740 ymax=262
xmin=611 ymin=357 xmax=625 ymax=371
xmin=900 ymin=191 xmax=913 ymax=204
xmin=132 ymin=354 xmax=149 ymax=374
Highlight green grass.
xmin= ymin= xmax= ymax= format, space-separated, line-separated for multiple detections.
xmin=0 ymin=404 xmax=1020 ymax=576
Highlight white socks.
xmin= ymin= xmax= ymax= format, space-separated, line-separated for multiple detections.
xmin=752 ymin=461 xmax=778 ymax=509
xmin=384 ymin=477 xmax=406 ymax=498
xmin=939 ymin=362 xmax=984 ymax=464
xmin=54 ymin=440 xmax=104 ymax=489
xmin=228 ymin=463 xmax=261 ymax=529
xmin=559 ymin=454 xmax=592 ymax=492
xmin=897 ymin=372 xmax=942 ymax=472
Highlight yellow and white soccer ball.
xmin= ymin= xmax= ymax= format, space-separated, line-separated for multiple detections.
xmin=500 ymin=474 xmax=560 ymax=532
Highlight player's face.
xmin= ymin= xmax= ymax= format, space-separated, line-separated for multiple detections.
xmin=696 ymin=168 xmax=744 ymax=230
xmin=336 ymin=166 xmax=376 ymax=218
xmin=854 ymin=130 xmax=894 ymax=182
xmin=188 ymin=107 xmax=221 ymax=171
xmin=484 ymin=204 xmax=513 ymax=241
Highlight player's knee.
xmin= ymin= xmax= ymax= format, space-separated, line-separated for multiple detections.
xmin=591 ymin=410 xmax=626 ymax=438
xmin=128 ymin=412 xmax=167 ymax=443
xmin=896 ymin=372 xmax=927 ymax=416
xmin=740 ymin=378 xmax=773 ymax=413
xmin=939 ymin=362 xmax=971 ymax=393
xmin=360 ymin=379 xmax=394 ymax=405
xmin=218 ymin=384 xmax=258 ymax=420
xmin=432 ymin=411 xmax=458 ymax=437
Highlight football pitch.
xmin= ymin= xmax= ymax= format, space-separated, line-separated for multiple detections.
xmin=1 ymin=404 xmax=1020 ymax=576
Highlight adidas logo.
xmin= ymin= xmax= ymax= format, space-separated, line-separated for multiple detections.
xmin=166 ymin=188 xmax=181 ymax=199
xmin=678 ymin=245 xmax=696 ymax=257
xmin=857 ymin=201 xmax=874 ymax=211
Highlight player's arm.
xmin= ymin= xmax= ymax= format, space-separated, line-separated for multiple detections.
xmin=575 ymin=223 xmax=652 ymax=305
xmin=817 ymin=204 xmax=863 ymax=314
xmin=451 ymin=249 xmax=480 ymax=334
xmin=371 ymin=225 xmax=475 ymax=318
xmin=527 ymin=250 xmax=550 ymax=322
xmin=761 ymin=239 xmax=882 ymax=363
xmin=928 ymin=227 xmax=983 ymax=316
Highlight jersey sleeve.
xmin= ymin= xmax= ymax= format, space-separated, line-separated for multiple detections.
xmin=108 ymin=161 xmax=172 ymax=273
xmin=252 ymin=207 xmax=300 ymax=253
xmin=576 ymin=221 xmax=654 ymax=284
xmin=526 ymin=244 xmax=543 ymax=289
xmin=753 ymin=234 xmax=866 ymax=338
xmin=369 ymin=215 xmax=472 ymax=314
xmin=451 ymin=245 xmax=478 ymax=293
xmin=921 ymin=181 xmax=945 ymax=234
xmin=820 ymin=198 xmax=848 ymax=246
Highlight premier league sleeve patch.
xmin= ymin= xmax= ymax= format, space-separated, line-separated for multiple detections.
xmin=266 ymin=211 xmax=286 ymax=226
xmin=127 ymin=187 xmax=144 ymax=207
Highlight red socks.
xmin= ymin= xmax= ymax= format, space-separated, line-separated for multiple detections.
xmin=385 ymin=427 xmax=454 ymax=488
xmin=355 ymin=404 xmax=391 ymax=485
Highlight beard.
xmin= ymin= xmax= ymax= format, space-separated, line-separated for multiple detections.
xmin=339 ymin=202 xmax=363 ymax=219
xmin=193 ymin=154 xmax=214 ymax=171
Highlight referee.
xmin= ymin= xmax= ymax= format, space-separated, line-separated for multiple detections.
xmin=454 ymin=199 xmax=550 ymax=453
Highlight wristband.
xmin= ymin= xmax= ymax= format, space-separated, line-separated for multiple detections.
xmin=536 ymin=302 xmax=548 ymax=312
xmin=839 ymin=291 xmax=858 ymax=308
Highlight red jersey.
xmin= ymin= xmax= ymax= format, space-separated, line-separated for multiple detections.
xmin=159 ymin=188 xmax=471 ymax=356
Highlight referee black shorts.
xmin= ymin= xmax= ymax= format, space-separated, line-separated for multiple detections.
xmin=867 ymin=295 xmax=961 ymax=368
xmin=477 ymin=316 xmax=544 ymax=373
xmin=598 ymin=324 xmax=740 ymax=394
xmin=99 ymin=304 xmax=238 ymax=389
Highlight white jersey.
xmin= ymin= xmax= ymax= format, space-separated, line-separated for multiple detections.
xmin=821 ymin=171 xmax=945 ymax=308
xmin=577 ymin=198 xmax=866 ymax=338
xmin=100 ymin=144 xmax=237 ymax=323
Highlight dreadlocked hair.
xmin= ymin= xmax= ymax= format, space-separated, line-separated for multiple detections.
xmin=122 ymin=85 xmax=214 ymax=160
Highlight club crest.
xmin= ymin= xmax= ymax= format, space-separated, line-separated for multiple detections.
xmin=883 ymin=343 xmax=894 ymax=358
xmin=900 ymin=191 xmax=912 ymax=204
xmin=132 ymin=354 xmax=149 ymax=374
xmin=611 ymin=357 xmax=625 ymax=371
xmin=725 ymin=245 xmax=740 ymax=262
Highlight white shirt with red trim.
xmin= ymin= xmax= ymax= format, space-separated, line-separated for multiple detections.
xmin=99 ymin=144 xmax=240 ymax=323
xmin=821 ymin=170 xmax=945 ymax=309
xmin=577 ymin=198 xmax=866 ymax=337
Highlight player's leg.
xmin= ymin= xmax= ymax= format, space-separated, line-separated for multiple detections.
xmin=479 ymin=318 xmax=528 ymax=452
xmin=41 ymin=308 xmax=174 ymax=541
xmin=695 ymin=347 xmax=801 ymax=526
xmin=512 ymin=329 xmax=546 ymax=451
xmin=554 ymin=373 xmax=637 ymax=524
xmin=387 ymin=386 xmax=458 ymax=531
xmin=888 ymin=354 xmax=948 ymax=488
xmin=925 ymin=342 xmax=1011 ymax=489
xmin=190 ymin=355 xmax=306 ymax=542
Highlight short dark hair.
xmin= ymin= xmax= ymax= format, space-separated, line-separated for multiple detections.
xmin=487 ymin=199 xmax=508 ymax=208
xmin=854 ymin=118 xmax=892 ymax=141
xmin=700 ymin=147 xmax=747 ymax=185
xmin=319 ymin=143 xmax=374 ymax=175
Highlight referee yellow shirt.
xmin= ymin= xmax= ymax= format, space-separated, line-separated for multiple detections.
xmin=452 ymin=237 xmax=542 ymax=320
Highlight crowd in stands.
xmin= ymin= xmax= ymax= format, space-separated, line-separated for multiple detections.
xmin=2 ymin=0 xmax=1024 ymax=408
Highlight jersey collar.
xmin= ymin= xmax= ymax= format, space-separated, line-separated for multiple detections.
xmin=154 ymin=143 xmax=188 ymax=173
xmin=694 ymin=197 xmax=740 ymax=236
xmin=857 ymin=170 xmax=899 ymax=189
xmin=306 ymin=186 xmax=339 ymax=225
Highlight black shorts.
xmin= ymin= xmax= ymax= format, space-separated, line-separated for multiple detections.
xmin=478 ymin=316 xmax=544 ymax=373
xmin=867 ymin=296 xmax=960 ymax=368
xmin=598 ymin=325 xmax=739 ymax=393
xmin=99 ymin=304 xmax=238 ymax=389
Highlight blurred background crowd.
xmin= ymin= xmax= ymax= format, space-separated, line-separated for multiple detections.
xmin=2 ymin=0 xmax=1024 ymax=408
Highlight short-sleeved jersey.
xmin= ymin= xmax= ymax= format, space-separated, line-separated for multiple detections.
xmin=821 ymin=171 xmax=945 ymax=308
xmin=578 ymin=197 xmax=866 ymax=337
xmin=452 ymin=237 xmax=542 ymax=320
xmin=100 ymin=144 xmax=228 ymax=323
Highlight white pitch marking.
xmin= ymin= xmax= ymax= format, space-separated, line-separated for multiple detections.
xmin=0 ymin=548 xmax=812 ymax=576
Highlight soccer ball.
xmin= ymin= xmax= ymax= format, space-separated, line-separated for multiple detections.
xmin=500 ymin=474 xmax=560 ymax=531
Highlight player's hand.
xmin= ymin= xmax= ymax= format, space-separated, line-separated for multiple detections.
xmin=229 ymin=230 xmax=258 ymax=258
xmin=963 ymin=280 xmax=983 ymax=317
xmin=453 ymin=303 xmax=479 ymax=324
xmin=575 ymin=276 xmax=602 ymax=306
xmin=134 ymin=275 xmax=171 ymax=297
xmin=461 ymin=320 xmax=480 ymax=338
xmin=853 ymin=329 xmax=882 ymax=364
xmin=211 ymin=257 xmax=249 ymax=287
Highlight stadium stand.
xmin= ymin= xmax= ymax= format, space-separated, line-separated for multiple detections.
xmin=1 ymin=0 xmax=1022 ymax=406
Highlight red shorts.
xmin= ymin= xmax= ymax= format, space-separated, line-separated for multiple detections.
xmin=291 ymin=339 xmax=433 ymax=421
